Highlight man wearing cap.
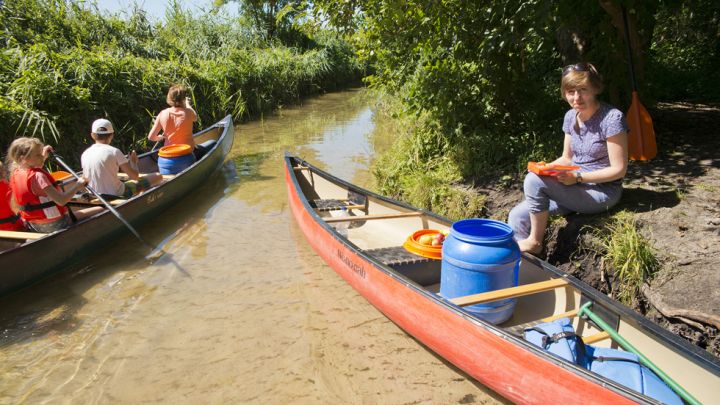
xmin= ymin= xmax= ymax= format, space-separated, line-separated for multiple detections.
xmin=81 ymin=118 xmax=163 ymax=198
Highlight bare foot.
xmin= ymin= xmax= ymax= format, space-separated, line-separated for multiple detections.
xmin=517 ymin=238 xmax=542 ymax=255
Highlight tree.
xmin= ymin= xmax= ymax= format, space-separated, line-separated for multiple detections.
xmin=214 ymin=0 xmax=307 ymax=40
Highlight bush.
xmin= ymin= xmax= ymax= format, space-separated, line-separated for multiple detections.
xmin=0 ymin=0 xmax=364 ymax=163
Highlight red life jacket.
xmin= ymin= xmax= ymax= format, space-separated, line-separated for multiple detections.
xmin=10 ymin=168 xmax=67 ymax=222
xmin=0 ymin=180 xmax=24 ymax=231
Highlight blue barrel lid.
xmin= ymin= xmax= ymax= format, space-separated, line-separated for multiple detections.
xmin=451 ymin=218 xmax=514 ymax=243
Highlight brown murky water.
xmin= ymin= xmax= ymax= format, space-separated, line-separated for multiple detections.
xmin=0 ymin=89 xmax=504 ymax=404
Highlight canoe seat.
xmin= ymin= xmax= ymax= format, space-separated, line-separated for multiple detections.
xmin=70 ymin=198 xmax=127 ymax=207
xmin=311 ymin=199 xmax=364 ymax=212
xmin=0 ymin=230 xmax=48 ymax=240
xmin=366 ymin=246 xmax=440 ymax=286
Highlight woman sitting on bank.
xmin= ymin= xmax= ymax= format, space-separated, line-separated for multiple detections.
xmin=508 ymin=62 xmax=629 ymax=255
xmin=147 ymin=84 xmax=197 ymax=148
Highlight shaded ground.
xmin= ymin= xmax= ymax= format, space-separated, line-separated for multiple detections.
xmin=480 ymin=101 xmax=720 ymax=358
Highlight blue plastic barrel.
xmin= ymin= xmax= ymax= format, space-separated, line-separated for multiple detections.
xmin=440 ymin=219 xmax=521 ymax=324
xmin=157 ymin=144 xmax=196 ymax=175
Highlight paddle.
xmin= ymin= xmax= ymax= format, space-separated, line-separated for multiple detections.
xmin=51 ymin=152 xmax=164 ymax=261
xmin=622 ymin=6 xmax=657 ymax=161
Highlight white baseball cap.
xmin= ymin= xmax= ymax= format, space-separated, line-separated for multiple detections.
xmin=92 ymin=118 xmax=114 ymax=135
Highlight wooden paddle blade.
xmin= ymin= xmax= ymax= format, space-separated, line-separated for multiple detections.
xmin=627 ymin=91 xmax=657 ymax=161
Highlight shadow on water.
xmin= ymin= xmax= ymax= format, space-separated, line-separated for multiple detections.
xmin=233 ymin=151 xmax=275 ymax=183
xmin=0 ymin=160 xmax=238 ymax=348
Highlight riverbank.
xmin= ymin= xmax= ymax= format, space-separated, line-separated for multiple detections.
xmin=474 ymin=101 xmax=720 ymax=358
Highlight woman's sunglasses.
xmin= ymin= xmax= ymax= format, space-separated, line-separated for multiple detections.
xmin=562 ymin=63 xmax=590 ymax=76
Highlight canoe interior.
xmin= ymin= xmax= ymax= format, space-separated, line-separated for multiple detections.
xmin=289 ymin=157 xmax=720 ymax=404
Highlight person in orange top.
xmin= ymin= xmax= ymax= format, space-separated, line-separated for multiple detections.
xmin=0 ymin=161 xmax=25 ymax=231
xmin=147 ymin=84 xmax=198 ymax=147
xmin=7 ymin=137 xmax=102 ymax=233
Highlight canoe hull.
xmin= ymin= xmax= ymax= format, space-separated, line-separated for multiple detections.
xmin=0 ymin=115 xmax=234 ymax=296
xmin=284 ymin=158 xmax=638 ymax=404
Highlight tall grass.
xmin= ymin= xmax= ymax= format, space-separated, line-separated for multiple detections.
xmin=0 ymin=0 xmax=364 ymax=163
xmin=594 ymin=211 xmax=661 ymax=305
xmin=372 ymin=104 xmax=486 ymax=219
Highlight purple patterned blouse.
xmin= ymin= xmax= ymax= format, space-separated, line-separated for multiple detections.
xmin=562 ymin=102 xmax=628 ymax=174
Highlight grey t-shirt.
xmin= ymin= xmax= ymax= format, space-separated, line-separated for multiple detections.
xmin=562 ymin=102 xmax=628 ymax=173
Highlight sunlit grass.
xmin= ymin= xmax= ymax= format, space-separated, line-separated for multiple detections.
xmin=594 ymin=211 xmax=661 ymax=305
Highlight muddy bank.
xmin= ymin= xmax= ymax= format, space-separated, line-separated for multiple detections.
xmin=480 ymin=101 xmax=720 ymax=358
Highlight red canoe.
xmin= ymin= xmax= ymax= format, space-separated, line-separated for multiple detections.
xmin=285 ymin=154 xmax=719 ymax=404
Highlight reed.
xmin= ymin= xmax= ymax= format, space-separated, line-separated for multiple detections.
xmin=0 ymin=0 xmax=363 ymax=162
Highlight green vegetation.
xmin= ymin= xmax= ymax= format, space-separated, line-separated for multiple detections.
xmin=0 ymin=0 xmax=364 ymax=162
xmin=593 ymin=211 xmax=660 ymax=305
xmin=313 ymin=0 xmax=720 ymax=219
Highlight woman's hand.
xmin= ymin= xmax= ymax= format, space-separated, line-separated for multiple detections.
xmin=556 ymin=171 xmax=578 ymax=185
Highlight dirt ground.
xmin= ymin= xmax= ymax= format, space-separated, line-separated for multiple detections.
xmin=481 ymin=101 xmax=720 ymax=359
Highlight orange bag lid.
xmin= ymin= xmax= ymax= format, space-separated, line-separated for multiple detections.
xmin=50 ymin=171 xmax=72 ymax=181
xmin=158 ymin=144 xmax=193 ymax=158
xmin=403 ymin=229 xmax=446 ymax=260
xmin=528 ymin=161 xmax=580 ymax=176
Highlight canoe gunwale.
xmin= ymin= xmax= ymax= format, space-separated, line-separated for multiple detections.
xmin=284 ymin=154 xmax=656 ymax=403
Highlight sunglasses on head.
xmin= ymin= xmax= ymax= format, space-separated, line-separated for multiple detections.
xmin=562 ymin=63 xmax=590 ymax=76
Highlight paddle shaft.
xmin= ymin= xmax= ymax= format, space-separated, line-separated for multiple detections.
xmin=579 ymin=302 xmax=700 ymax=405
xmin=621 ymin=6 xmax=638 ymax=91
xmin=51 ymin=153 xmax=150 ymax=248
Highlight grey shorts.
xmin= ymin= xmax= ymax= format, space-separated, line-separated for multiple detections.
xmin=27 ymin=214 xmax=71 ymax=233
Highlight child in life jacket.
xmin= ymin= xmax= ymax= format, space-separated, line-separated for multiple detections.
xmin=7 ymin=137 xmax=101 ymax=233
xmin=0 ymin=161 xmax=25 ymax=231
xmin=81 ymin=118 xmax=162 ymax=198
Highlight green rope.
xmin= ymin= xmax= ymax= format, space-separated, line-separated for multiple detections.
xmin=579 ymin=302 xmax=700 ymax=405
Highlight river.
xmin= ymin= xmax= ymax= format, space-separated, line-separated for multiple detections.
xmin=0 ymin=89 xmax=504 ymax=404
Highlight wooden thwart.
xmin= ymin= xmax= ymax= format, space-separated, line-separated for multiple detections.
xmin=450 ymin=278 xmax=570 ymax=307
xmin=582 ymin=331 xmax=611 ymax=344
xmin=325 ymin=211 xmax=423 ymax=223
xmin=540 ymin=309 xmax=579 ymax=323
xmin=0 ymin=230 xmax=48 ymax=240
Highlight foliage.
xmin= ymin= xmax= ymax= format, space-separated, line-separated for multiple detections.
xmin=213 ymin=0 xmax=312 ymax=45
xmin=594 ymin=211 xmax=660 ymax=305
xmin=647 ymin=0 xmax=720 ymax=101
xmin=0 ymin=0 xmax=364 ymax=163
xmin=313 ymin=1 xmax=646 ymax=198
xmin=315 ymin=0 xmax=719 ymax=205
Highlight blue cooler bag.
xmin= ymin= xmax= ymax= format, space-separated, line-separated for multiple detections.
xmin=585 ymin=346 xmax=683 ymax=405
xmin=524 ymin=318 xmax=585 ymax=365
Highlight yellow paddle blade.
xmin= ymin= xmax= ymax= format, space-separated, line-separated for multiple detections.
xmin=627 ymin=91 xmax=657 ymax=161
